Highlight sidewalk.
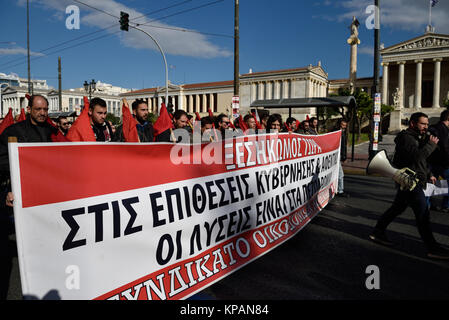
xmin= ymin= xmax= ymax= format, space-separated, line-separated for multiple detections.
xmin=342 ymin=134 xmax=396 ymax=175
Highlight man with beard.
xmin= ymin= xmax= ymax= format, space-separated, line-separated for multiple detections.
xmin=88 ymin=97 xmax=114 ymax=142
xmin=369 ymin=112 xmax=449 ymax=260
xmin=115 ymin=99 xmax=154 ymax=142
xmin=0 ymin=94 xmax=59 ymax=298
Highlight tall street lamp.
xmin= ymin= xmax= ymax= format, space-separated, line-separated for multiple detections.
xmin=83 ymin=79 xmax=96 ymax=101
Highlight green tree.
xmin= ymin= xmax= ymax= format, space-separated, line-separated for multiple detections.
xmin=337 ymin=88 xmax=394 ymax=142
xmin=106 ymin=113 xmax=120 ymax=125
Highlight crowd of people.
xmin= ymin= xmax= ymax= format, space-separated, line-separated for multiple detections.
xmin=0 ymin=94 xmax=350 ymax=299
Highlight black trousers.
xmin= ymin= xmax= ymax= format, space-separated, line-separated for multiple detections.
xmin=375 ymin=186 xmax=438 ymax=251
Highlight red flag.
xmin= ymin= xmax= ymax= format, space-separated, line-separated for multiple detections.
xmin=17 ymin=108 xmax=26 ymax=122
xmin=122 ymin=101 xmax=140 ymax=142
xmin=296 ymin=120 xmax=300 ymax=130
xmin=153 ymin=103 xmax=174 ymax=138
xmin=306 ymin=115 xmax=310 ymax=121
xmin=0 ymin=108 xmax=15 ymax=135
xmin=251 ymin=112 xmax=262 ymax=130
xmin=238 ymin=115 xmax=248 ymax=132
xmin=284 ymin=122 xmax=291 ymax=132
xmin=229 ymin=120 xmax=235 ymax=129
xmin=47 ymin=117 xmax=70 ymax=142
xmin=66 ymin=97 xmax=96 ymax=142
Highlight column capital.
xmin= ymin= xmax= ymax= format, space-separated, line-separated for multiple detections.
xmin=414 ymin=59 xmax=424 ymax=64
xmin=433 ymin=58 xmax=443 ymax=62
xmin=397 ymin=61 xmax=406 ymax=65
xmin=381 ymin=62 xmax=389 ymax=67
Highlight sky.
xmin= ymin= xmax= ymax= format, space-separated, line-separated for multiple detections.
xmin=1 ymin=0 xmax=449 ymax=92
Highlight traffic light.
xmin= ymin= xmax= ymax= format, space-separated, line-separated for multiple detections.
xmin=120 ymin=11 xmax=129 ymax=31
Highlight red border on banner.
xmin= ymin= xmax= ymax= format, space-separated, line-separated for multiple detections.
xmin=18 ymin=132 xmax=340 ymax=208
xmin=94 ymin=184 xmax=335 ymax=300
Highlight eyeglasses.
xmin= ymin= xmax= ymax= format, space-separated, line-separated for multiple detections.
xmin=222 ymin=122 xmax=230 ymax=125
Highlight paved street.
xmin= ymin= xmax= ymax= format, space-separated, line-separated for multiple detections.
xmin=205 ymin=174 xmax=449 ymax=300
xmin=5 ymin=135 xmax=449 ymax=300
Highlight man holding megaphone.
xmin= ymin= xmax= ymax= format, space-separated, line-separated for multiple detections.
xmin=369 ymin=112 xmax=449 ymax=260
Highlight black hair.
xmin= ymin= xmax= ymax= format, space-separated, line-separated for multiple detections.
xmin=132 ymin=99 xmax=147 ymax=111
xmin=89 ymin=97 xmax=107 ymax=109
xmin=286 ymin=117 xmax=297 ymax=125
xmin=173 ymin=109 xmax=187 ymax=121
xmin=440 ymin=110 xmax=449 ymax=122
xmin=410 ymin=112 xmax=428 ymax=124
xmin=267 ymin=113 xmax=283 ymax=130
xmin=243 ymin=114 xmax=254 ymax=122
xmin=201 ymin=117 xmax=213 ymax=128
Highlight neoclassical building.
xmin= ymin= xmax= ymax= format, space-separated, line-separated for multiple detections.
xmin=120 ymin=80 xmax=234 ymax=116
xmin=121 ymin=64 xmax=329 ymax=120
xmin=381 ymin=31 xmax=449 ymax=131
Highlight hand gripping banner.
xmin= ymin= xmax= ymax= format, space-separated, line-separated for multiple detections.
xmin=9 ymin=131 xmax=341 ymax=300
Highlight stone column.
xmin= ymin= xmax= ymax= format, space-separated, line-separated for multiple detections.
xmin=266 ymin=82 xmax=272 ymax=100
xmin=398 ymin=61 xmax=406 ymax=108
xmin=433 ymin=58 xmax=442 ymax=109
xmin=414 ymin=60 xmax=423 ymax=109
xmin=210 ymin=93 xmax=215 ymax=112
xmin=382 ymin=62 xmax=389 ymax=105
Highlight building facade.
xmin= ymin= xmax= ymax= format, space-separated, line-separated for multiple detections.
xmin=381 ymin=32 xmax=449 ymax=131
xmin=0 ymin=78 xmax=130 ymax=118
xmin=120 ymin=80 xmax=234 ymax=117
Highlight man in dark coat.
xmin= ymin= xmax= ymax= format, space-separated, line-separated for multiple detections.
xmin=427 ymin=110 xmax=449 ymax=212
xmin=369 ymin=112 xmax=449 ymax=260
xmin=0 ymin=94 xmax=58 ymax=299
xmin=114 ymin=99 xmax=154 ymax=142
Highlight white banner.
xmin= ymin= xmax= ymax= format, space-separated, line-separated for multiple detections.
xmin=9 ymin=132 xmax=341 ymax=300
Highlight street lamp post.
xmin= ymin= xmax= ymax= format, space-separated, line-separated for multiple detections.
xmin=129 ymin=25 xmax=168 ymax=114
xmin=119 ymin=11 xmax=168 ymax=114
xmin=83 ymin=79 xmax=96 ymax=101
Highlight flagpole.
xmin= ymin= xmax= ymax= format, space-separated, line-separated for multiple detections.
xmin=429 ymin=0 xmax=432 ymax=27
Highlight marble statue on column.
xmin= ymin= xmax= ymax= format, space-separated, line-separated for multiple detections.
xmin=347 ymin=16 xmax=360 ymax=94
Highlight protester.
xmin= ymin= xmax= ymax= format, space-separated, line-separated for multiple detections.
xmin=308 ymin=117 xmax=319 ymax=135
xmin=201 ymin=117 xmax=215 ymax=142
xmin=260 ymin=113 xmax=269 ymax=130
xmin=216 ymin=113 xmax=231 ymax=138
xmin=266 ymin=114 xmax=283 ymax=133
xmin=57 ymin=116 xmax=70 ymax=136
xmin=333 ymin=118 xmax=349 ymax=197
xmin=285 ymin=117 xmax=297 ymax=132
xmin=156 ymin=109 xmax=190 ymax=143
xmin=298 ymin=120 xmax=311 ymax=135
xmin=369 ymin=112 xmax=449 ymax=260
xmin=427 ymin=109 xmax=449 ymax=213
xmin=0 ymin=95 xmax=59 ymax=299
xmin=115 ymin=99 xmax=154 ymax=142
xmin=244 ymin=114 xmax=257 ymax=131
xmin=88 ymin=97 xmax=114 ymax=142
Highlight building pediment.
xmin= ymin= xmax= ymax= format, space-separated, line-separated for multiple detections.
xmin=1 ymin=87 xmax=19 ymax=95
xmin=309 ymin=66 xmax=328 ymax=80
xmin=381 ymin=33 xmax=449 ymax=55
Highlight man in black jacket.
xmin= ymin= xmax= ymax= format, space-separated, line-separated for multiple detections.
xmin=369 ymin=112 xmax=449 ymax=260
xmin=0 ymin=94 xmax=58 ymax=298
xmin=427 ymin=110 xmax=449 ymax=212
xmin=114 ymin=99 xmax=154 ymax=142
xmin=88 ymin=97 xmax=114 ymax=142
